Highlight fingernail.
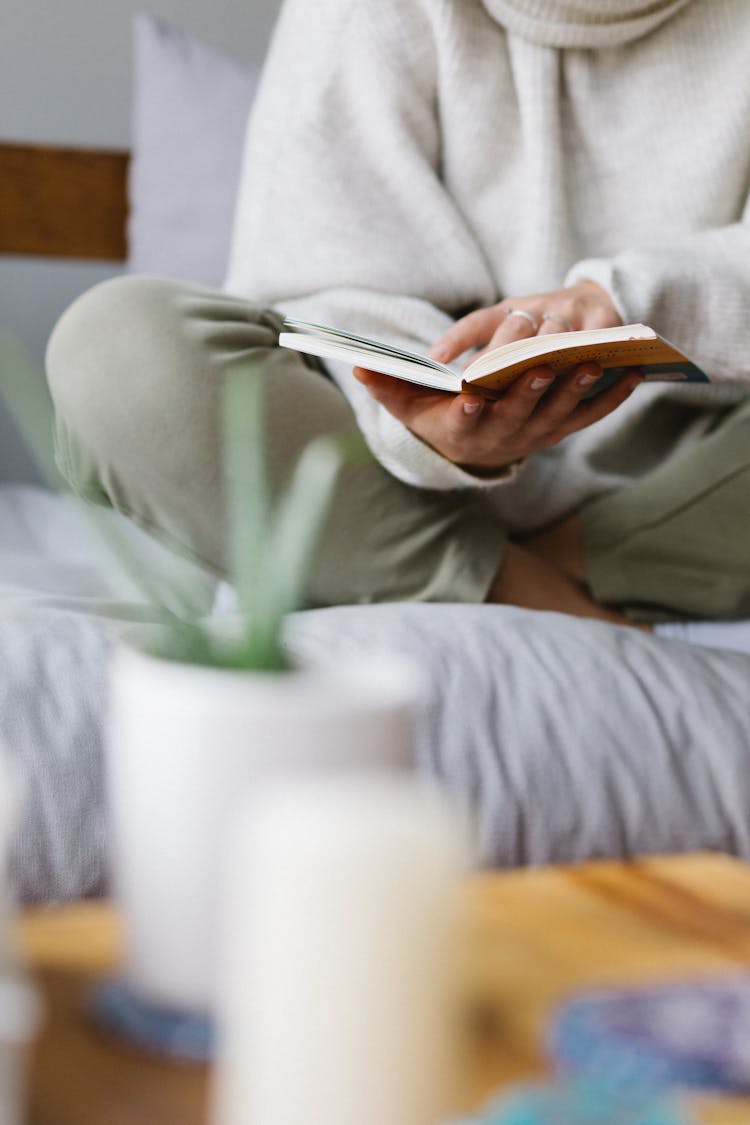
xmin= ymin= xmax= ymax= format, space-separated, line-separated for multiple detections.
xmin=462 ymin=401 xmax=482 ymax=415
xmin=428 ymin=345 xmax=450 ymax=361
xmin=530 ymin=375 xmax=554 ymax=391
xmin=576 ymin=370 xmax=601 ymax=388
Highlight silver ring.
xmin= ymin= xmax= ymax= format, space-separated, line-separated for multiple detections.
xmin=541 ymin=312 xmax=574 ymax=333
xmin=506 ymin=308 xmax=540 ymax=332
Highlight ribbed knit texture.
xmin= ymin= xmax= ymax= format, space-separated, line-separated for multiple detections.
xmin=225 ymin=0 xmax=750 ymax=524
xmin=482 ymin=0 xmax=694 ymax=47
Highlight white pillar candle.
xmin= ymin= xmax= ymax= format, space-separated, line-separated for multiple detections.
xmin=214 ymin=775 xmax=469 ymax=1125
xmin=0 ymin=750 xmax=41 ymax=1125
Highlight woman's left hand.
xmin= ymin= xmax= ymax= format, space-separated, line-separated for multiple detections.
xmin=428 ymin=279 xmax=621 ymax=367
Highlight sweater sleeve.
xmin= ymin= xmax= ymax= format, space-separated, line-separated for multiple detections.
xmin=565 ymin=210 xmax=750 ymax=382
xmin=224 ymin=0 xmax=518 ymax=491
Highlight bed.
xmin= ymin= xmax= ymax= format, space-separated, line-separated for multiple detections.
xmin=1 ymin=16 xmax=749 ymax=904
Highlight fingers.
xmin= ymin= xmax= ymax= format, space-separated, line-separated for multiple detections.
xmin=480 ymin=365 xmax=557 ymax=431
xmin=550 ymin=369 xmax=644 ymax=441
xmin=429 ymin=282 xmax=622 ymax=369
xmin=522 ymin=362 xmax=605 ymax=437
xmin=533 ymin=283 xmax=621 ymax=335
xmin=445 ymin=393 xmax=487 ymax=439
xmin=443 ymin=360 xmax=614 ymax=466
xmin=427 ymin=308 xmax=501 ymax=364
xmin=537 ymin=313 xmax=575 ymax=336
xmin=517 ymin=366 xmax=642 ymax=452
xmin=484 ymin=309 xmax=539 ymax=350
xmin=492 ymin=361 xmax=624 ymax=445
xmin=467 ymin=308 xmax=540 ymax=366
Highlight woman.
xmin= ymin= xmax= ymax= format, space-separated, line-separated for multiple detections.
xmin=47 ymin=0 xmax=750 ymax=630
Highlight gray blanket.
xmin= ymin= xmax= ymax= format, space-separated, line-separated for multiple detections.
xmin=5 ymin=599 xmax=750 ymax=902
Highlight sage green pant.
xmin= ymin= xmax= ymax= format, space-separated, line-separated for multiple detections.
xmin=46 ymin=276 xmax=750 ymax=619
xmin=46 ymin=277 xmax=506 ymax=608
xmin=582 ymin=391 xmax=750 ymax=620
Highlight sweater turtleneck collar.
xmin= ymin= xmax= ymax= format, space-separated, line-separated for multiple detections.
xmin=480 ymin=0 xmax=694 ymax=47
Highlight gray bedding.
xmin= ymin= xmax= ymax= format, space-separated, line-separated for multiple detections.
xmin=291 ymin=604 xmax=750 ymax=866
xmin=4 ymin=595 xmax=750 ymax=902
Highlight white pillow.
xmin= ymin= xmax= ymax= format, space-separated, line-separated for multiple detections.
xmin=128 ymin=13 xmax=259 ymax=288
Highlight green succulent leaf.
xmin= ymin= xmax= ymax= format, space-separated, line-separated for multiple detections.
xmin=268 ymin=430 xmax=371 ymax=625
xmin=222 ymin=365 xmax=371 ymax=671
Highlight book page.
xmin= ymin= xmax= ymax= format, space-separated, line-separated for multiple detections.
xmin=278 ymin=333 xmax=459 ymax=392
xmin=282 ymin=318 xmax=451 ymax=374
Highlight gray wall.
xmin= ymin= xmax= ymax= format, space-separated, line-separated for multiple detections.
xmin=0 ymin=0 xmax=281 ymax=480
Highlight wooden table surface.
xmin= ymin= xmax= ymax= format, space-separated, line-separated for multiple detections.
xmin=18 ymin=852 xmax=750 ymax=1125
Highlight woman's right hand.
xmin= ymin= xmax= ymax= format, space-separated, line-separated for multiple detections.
xmin=353 ymin=361 xmax=643 ymax=475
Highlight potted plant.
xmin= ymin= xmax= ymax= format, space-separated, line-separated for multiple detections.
xmin=0 ymin=332 xmax=425 ymax=1024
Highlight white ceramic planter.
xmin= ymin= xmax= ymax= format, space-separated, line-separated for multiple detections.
xmin=106 ymin=644 xmax=424 ymax=1014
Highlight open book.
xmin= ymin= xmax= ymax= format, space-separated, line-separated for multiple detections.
xmin=279 ymin=318 xmax=708 ymax=396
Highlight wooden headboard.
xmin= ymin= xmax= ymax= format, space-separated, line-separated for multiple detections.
xmin=0 ymin=141 xmax=129 ymax=261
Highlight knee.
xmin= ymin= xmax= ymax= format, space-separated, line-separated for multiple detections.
xmin=46 ymin=275 xmax=215 ymax=504
xmin=46 ymin=276 xmax=184 ymax=437
xmin=47 ymin=276 xmax=283 ymax=435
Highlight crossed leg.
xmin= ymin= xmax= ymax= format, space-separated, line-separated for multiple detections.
xmin=489 ymin=527 xmax=644 ymax=627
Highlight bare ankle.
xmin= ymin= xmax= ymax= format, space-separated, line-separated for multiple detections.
xmin=521 ymin=513 xmax=587 ymax=582
xmin=488 ymin=543 xmax=637 ymax=627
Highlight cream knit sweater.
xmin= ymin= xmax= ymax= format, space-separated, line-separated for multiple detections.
xmin=225 ymin=0 xmax=750 ymax=529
